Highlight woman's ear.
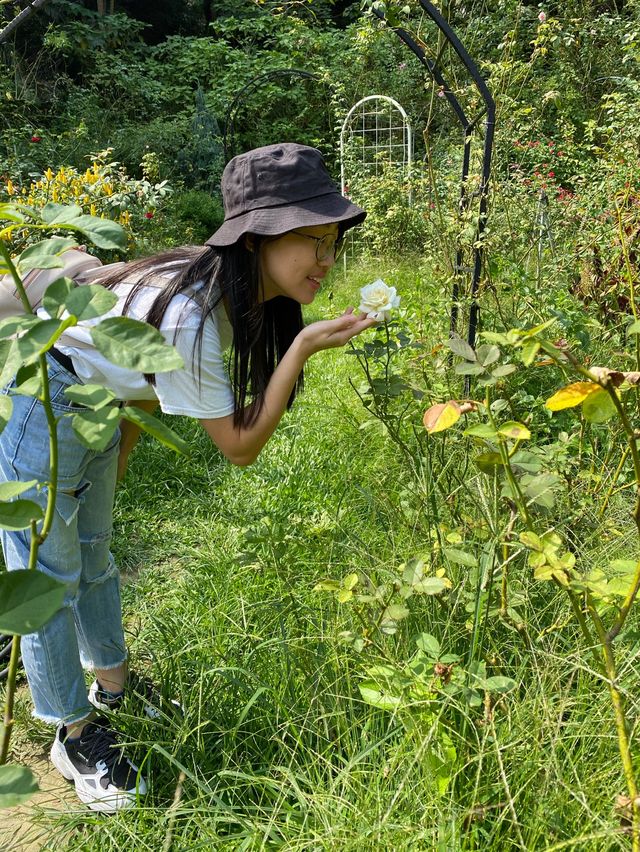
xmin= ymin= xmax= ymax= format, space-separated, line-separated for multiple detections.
xmin=244 ymin=234 xmax=255 ymax=252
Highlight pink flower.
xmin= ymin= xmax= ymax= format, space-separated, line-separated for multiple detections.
xmin=548 ymin=170 xmax=555 ymax=177
xmin=538 ymin=11 xmax=546 ymax=22
xmin=30 ymin=135 xmax=42 ymax=143
xmin=437 ymin=88 xmax=445 ymax=98
xmin=144 ymin=211 xmax=154 ymax=219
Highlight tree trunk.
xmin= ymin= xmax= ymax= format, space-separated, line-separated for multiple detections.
xmin=0 ymin=0 xmax=51 ymax=45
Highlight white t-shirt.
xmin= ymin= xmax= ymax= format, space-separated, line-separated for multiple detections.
xmin=49 ymin=280 xmax=236 ymax=420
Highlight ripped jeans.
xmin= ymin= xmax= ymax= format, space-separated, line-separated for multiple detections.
xmin=0 ymin=353 xmax=126 ymax=725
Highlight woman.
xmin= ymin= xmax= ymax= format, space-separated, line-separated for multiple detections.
xmin=0 ymin=143 xmax=375 ymax=812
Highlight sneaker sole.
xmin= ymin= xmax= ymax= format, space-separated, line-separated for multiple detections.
xmin=50 ymin=737 xmax=145 ymax=813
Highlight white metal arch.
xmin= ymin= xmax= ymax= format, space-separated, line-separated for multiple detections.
xmin=339 ymin=95 xmax=413 ymax=198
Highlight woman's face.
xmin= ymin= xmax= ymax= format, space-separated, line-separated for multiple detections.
xmin=259 ymin=223 xmax=340 ymax=304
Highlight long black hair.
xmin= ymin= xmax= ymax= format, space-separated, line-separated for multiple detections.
xmin=98 ymin=239 xmax=304 ymax=429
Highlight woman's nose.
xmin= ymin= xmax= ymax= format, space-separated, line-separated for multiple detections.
xmin=319 ymin=252 xmax=336 ymax=269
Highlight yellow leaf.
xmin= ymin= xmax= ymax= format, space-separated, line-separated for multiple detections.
xmin=498 ymin=421 xmax=531 ymax=440
xmin=545 ymin=382 xmax=600 ymax=411
xmin=423 ymin=401 xmax=462 ymax=434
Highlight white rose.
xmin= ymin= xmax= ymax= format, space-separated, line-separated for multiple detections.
xmin=358 ymin=279 xmax=400 ymax=322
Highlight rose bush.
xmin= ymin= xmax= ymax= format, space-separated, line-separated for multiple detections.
xmin=359 ymin=279 xmax=400 ymax=322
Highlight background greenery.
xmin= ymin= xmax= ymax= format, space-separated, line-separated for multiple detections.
xmin=2 ymin=0 xmax=640 ymax=848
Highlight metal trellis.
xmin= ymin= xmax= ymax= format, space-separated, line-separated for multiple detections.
xmin=371 ymin=1 xmax=496 ymax=354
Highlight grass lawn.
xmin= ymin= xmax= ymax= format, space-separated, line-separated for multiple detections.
xmin=3 ymin=258 xmax=637 ymax=850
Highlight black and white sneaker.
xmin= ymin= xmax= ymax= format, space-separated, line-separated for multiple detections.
xmin=88 ymin=675 xmax=183 ymax=720
xmin=50 ymin=717 xmax=147 ymax=813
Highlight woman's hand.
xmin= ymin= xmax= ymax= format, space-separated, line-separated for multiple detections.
xmin=298 ymin=308 xmax=378 ymax=357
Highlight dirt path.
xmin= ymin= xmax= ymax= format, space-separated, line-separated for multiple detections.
xmin=0 ymin=742 xmax=78 ymax=852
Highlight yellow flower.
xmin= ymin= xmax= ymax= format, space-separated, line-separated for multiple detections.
xmin=44 ymin=168 xmax=54 ymax=181
xmin=6 ymin=179 xmax=14 ymax=195
xmin=89 ymin=203 xmax=97 ymax=216
xmin=52 ymin=187 xmax=59 ymax=202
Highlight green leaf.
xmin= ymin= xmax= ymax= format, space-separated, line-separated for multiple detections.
xmin=413 ymin=576 xmax=448 ymax=595
xmin=91 ymin=318 xmax=183 ymax=373
xmin=476 ymin=344 xmax=500 ymax=367
xmin=492 ymin=364 xmax=517 ymax=378
xmin=0 ymin=499 xmax=43 ymax=530
xmin=0 ymin=203 xmax=27 ymax=224
xmin=64 ymin=384 xmax=116 ymax=410
xmin=447 ymin=335 xmax=476 ymax=361
xmin=482 ymin=676 xmax=517 ymax=693
xmin=39 ymin=202 xmax=83 ymax=224
xmin=511 ymin=450 xmax=543 ymax=473
xmin=60 ymin=214 xmax=126 ymax=250
xmin=520 ymin=531 xmax=543 ymax=550
xmin=582 ymin=389 xmax=617 ymax=423
xmin=0 ymin=393 xmax=12 ymax=434
xmin=474 ymin=452 xmax=504 ymax=473
xmin=402 ymin=557 xmax=424 ymax=586
xmin=336 ymin=588 xmax=354 ymax=603
xmin=0 ymin=570 xmax=66 ymax=634
xmin=71 ymin=406 xmax=120 ymax=451
xmin=16 ymin=237 xmax=77 ymax=273
xmin=521 ymin=339 xmax=540 ymax=366
xmin=313 ymin=579 xmax=341 ymax=592
xmin=343 ymin=572 xmax=359 ymax=591
xmin=454 ymin=362 xmax=486 ymax=376
xmin=0 ymin=314 xmax=41 ymax=340
xmin=65 ymin=284 xmax=118 ymax=322
xmin=42 ymin=276 xmax=75 ymax=319
xmin=16 ymin=319 xmax=66 ymax=364
xmin=464 ymin=423 xmax=498 ymax=439
xmin=523 ymin=473 xmax=561 ymax=509
xmin=38 ymin=205 xmax=125 ymax=250
xmin=416 ymin=632 xmax=441 ymax=657
xmin=443 ymin=547 xmax=478 ymax=567
xmin=383 ymin=603 xmax=410 ymax=621
xmin=0 ymin=480 xmax=37 ymax=500
xmin=627 ymin=320 xmax=640 ymax=335
xmin=0 ymin=764 xmax=39 ymax=808
xmin=359 ymin=681 xmax=402 ymax=711
xmin=120 ymin=405 xmax=190 ymax=455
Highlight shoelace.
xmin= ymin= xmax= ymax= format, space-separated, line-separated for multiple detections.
xmin=77 ymin=720 xmax=123 ymax=771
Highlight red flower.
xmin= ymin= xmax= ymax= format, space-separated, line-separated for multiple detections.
xmin=548 ymin=170 xmax=555 ymax=177
xmin=30 ymin=135 xmax=42 ymax=143
xmin=144 ymin=211 xmax=154 ymax=219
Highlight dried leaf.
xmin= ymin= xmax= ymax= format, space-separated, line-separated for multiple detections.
xmin=423 ymin=401 xmax=462 ymax=434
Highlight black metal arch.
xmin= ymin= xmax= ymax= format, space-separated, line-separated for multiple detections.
xmin=222 ymin=68 xmax=321 ymax=163
xmin=371 ymin=1 xmax=495 ymax=353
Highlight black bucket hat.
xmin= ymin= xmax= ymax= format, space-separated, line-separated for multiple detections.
xmin=206 ymin=143 xmax=366 ymax=247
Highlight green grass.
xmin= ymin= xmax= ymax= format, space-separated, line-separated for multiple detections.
xmin=4 ymin=257 xmax=639 ymax=850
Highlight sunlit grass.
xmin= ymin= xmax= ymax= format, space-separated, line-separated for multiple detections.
xmin=5 ymin=256 xmax=636 ymax=850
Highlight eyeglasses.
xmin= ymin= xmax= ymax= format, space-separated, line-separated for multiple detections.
xmin=290 ymin=230 xmax=345 ymax=263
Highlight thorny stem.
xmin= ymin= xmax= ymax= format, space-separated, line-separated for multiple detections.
xmin=587 ymin=592 xmax=640 ymax=848
xmin=485 ymin=390 xmax=532 ymax=527
xmin=538 ymin=338 xmax=640 ymax=844
xmin=500 ymin=510 xmax=518 ymax=618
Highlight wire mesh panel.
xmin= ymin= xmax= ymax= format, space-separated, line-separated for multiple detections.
xmin=339 ymin=95 xmax=413 ymax=264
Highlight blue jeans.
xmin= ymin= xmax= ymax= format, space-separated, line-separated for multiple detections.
xmin=0 ymin=354 xmax=126 ymax=725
